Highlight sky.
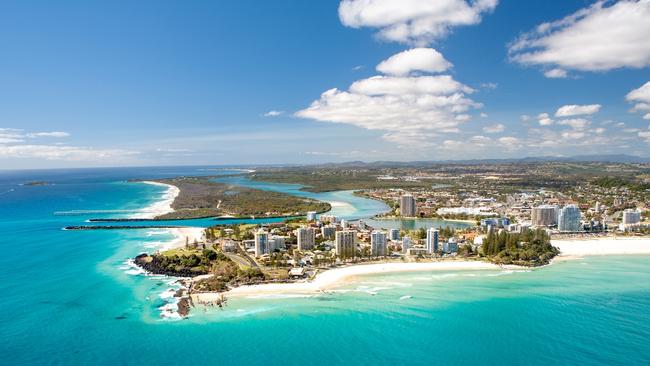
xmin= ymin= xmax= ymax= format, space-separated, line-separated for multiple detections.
xmin=1 ymin=0 xmax=650 ymax=169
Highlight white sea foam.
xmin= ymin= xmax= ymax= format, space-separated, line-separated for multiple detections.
xmin=122 ymin=259 xmax=146 ymax=275
xmin=130 ymin=181 xmax=180 ymax=219
xmin=399 ymin=295 xmax=413 ymax=300
xmin=159 ymin=288 xmax=178 ymax=300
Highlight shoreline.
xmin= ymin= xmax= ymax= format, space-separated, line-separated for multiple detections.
xmin=131 ymin=181 xmax=180 ymax=219
xmin=191 ymin=237 xmax=650 ymax=304
xmin=552 ymin=237 xmax=650 ymax=257
xmin=192 ymin=261 xmax=506 ymax=302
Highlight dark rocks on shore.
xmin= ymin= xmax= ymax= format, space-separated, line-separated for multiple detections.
xmin=177 ymin=298 xmax=191 ymax=317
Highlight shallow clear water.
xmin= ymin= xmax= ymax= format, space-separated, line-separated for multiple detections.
xmin=1 ymin=167 xmax=649 ymax=365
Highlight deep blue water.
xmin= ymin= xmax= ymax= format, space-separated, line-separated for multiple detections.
xmin=0 ymin=167 xmax=649 ymax=365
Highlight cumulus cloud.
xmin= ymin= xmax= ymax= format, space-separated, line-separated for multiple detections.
xmin=537 ymin=113 xmax=553 ymax=126
xmin=263 ymin=110 xmax=284 ymax=117
xmin=555 ymin=104 xmax=601 ymax=117
xmin=498 ymin=136 xmax=521 ymax=151
xmin=509 ymin=0 xmax=650 ymax=73
xmin=626 ymin=81 xmax=650 ymax=120
xmin=557 ymin=118 xmax=590 ymax=130
xmin=295 ymin=72 xmax=481 ymax=146
xmin=376 ymin=48 xmax=452 ymax=76
xmin=482 ymin=123 xmax=504 ymax=133
xmin=638 ymin=130 xmax=650 ymax=143
xmin=543 ymin=68 xmax=568 ymax=79
xmin=338 ymin=0 xmax=498 ymax=45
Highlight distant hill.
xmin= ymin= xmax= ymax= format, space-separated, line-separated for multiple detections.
xmin=291 ymin=154 xmax=650 ymax=169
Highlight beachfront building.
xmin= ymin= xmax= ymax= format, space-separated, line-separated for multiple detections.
xmin=558 ymin=205 xmax=582 ymax=232
xmin=321 ymin=224 xmax=336 ymax=239
xmin=389 ymin=228 xmax=400 ymax=241
xmin=622 ymin=209 xmax=641 ymax=226
xmin=371 ymin=230 xmax=387 ymax=257
xmin=254 ymin=229 xmax=269 ymax=257
xmin=402 ymin=236 xmax=411 ymax=253
xmin=306 ymin=211 xmax=317 ymax=221
xmin=426 ymin=228 xmax=439 ymax=254
xmin=335 ymin=230 xmax=356 ymax=258
xmin=340 ymin=219 xmax=349 ymax=228
xmin=443 ymin=238 xmax=458 ymax=254
xmin=296 ymin=227 xmax=316 ymax=251
xmin=531 ymin=205 xmax=558 ymax=227
xmin=400 ymin=194 xmax=417 ymax=217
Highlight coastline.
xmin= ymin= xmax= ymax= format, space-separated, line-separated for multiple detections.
xmin=191 ymin=237 xmax=650 ymax=304
xmin=193 ymin=261 xmax=504 ymax=302
xmin=132 ymin=181 xmax=180 ymax=219
xmin=553 ymin=237 xmax=650 ymax=257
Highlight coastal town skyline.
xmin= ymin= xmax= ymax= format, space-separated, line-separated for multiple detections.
xmin=2 ymin=0 xmax=650 ymax=169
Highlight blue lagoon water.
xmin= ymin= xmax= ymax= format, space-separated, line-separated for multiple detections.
xmin=1 ymin=167 xmax=649 ymax=365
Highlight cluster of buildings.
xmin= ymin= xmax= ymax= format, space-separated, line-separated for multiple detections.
xmin=246 ymin=210 xmax=465 ymax=264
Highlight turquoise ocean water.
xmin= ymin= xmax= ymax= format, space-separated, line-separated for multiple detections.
xmin=0 ymin=167 xmax=649 ymax=365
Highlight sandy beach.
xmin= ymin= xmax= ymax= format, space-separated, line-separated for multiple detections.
xmin=191 ymin=237 xmax=650 ymax=303
xmin=131 ymin=181 xmax=180 ymax=219
xmin=553 ymin=237 xmax=650 ymax=257
xmin=193 ymin=261 xmax=502 ymax=302
xmin=166 ymin=227 xmax=205 ymax=250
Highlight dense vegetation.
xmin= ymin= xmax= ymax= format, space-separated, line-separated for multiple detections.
xmin=593 ymin=176 xmax=650 ymax=191
xmin=135 ymin=248 xmax=267 ymax=292
xmin=148 ymin=177 xmax=330 ymax=219
xmin=135 ymin=248 xmax=235 ymax=277
xmin=481 ymin=229 xmax=559 ymax=266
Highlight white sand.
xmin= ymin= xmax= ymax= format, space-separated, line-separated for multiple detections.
xmin=193 ymin=261 xmax=501 ymax=301
xmin=166 ymin=227 xmax=205 ymax=250
xmin=553 ymin=237 xmax=650 ymax=256
xmin=192 ymin=237 xmax=650 ymax=302
xmin=131 ymin=181 xmax=180 ymax=219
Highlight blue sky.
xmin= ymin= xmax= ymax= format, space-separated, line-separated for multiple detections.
xmin=1 ymin=0 xmax=650 ymax=168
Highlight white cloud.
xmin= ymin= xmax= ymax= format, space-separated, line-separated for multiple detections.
xmin=509 ymin=1 xmax=650 ymax=73
xmin=376 ymin=48 xmax=452 ymax=76
xmin=0 ymin=137 xmax=24 ymax=144
xmin=520 ymin=114 xmax=531 ymax=122
xmin=479 ymin=112 xmax=488 ymax=118
xmin=26 ymin=131 xmax=70 ymax=138
xmin=263 ymin=110 xmax=284 ymax=117
xmin=537 ymin=112 xmax=553 ymax=126
xmin=626 ymin=81 xmax=650 ymax=120
xmin=296 ymin=72 xmax=481 ymax=146
xmin=338 ymin=0 xmax=498 ymax=45
xmin=482 ymin=123 xmax=504 ymax=133
xmin=480 ymin=82 xmax=498 ymax=89
xmin=543 ymin=68 xmax=567 ymax=78
xmin=498 ymin=136 xmax=521 ymax=150
xmin=638 ymin=130 xmax=650 ymax=143
xmin=0 ymin=144 xmax=138 ymax=161
xmin=561 ymin=130 xmax=586 ymax=140
xmin=0 ymin=127 xmax=136 ymax=162
xmin=555 ymin=104 xmax=601 ymax=117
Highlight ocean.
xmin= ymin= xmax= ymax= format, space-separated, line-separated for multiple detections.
xmin=0 ymin=166 xmax=648 ymax=365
